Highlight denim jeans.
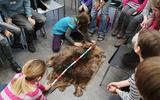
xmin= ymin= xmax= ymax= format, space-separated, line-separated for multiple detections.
xmin=88 ymin=0 xmax=111 ymax=36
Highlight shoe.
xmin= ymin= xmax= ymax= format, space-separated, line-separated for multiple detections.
xmin=116 ymin=33 xmax=123 ymax=39
xmin=28 ymin=43 xmax=36 ymax=53
xmin=111 ymin=30 xmax=119 ymax=36
xmin=97 ymin=34 xmax=105 ymax=41
xmin=114 ymin=38 xmax=128 ymax=48
xmin=10 ymin=60 xmax=22 ymax=73
xmin=12 ymin=43 xmax=23 ymax=49
xmin=88 ymin=30 xmax=95 ymax=36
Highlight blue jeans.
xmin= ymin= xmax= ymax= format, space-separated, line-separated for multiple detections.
xmin=88 ymin=0 xmax=111 ymax=36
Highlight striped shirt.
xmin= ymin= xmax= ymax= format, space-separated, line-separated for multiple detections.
xmin=0 ymin=73 xmax=46 ymax=100
xmin=117 ymin=74 xmax=141 ymax=100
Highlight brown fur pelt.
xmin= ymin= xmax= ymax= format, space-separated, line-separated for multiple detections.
xmin=47 ymin=43 xmax=105 ymax=97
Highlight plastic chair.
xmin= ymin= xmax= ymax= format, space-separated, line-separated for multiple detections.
xmin=100 ymin=45 xmax=139 ymax=86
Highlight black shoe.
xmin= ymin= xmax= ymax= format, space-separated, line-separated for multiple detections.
xmin=10 ymin=61 xmax=22 ymax=73
xmin=28 ymin=43 xmax=36 ymax=53
xmin=12 ymin=43 xmax=23 ymax=49
xmin=111 ymin=30 xmax=119 ymax=36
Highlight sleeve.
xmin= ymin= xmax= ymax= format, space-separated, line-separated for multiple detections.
xmin=0 ymin=3 xmax=9 ymax=19
xmin=37 ymin=83 xmax=46 ymax=91
xmin=65 ymin=27 xmax=75 ymax=45
xmin=84 ymin=0 xmax=92 ymax=6
xmin=23 ymin=0 xmax=32 ymax=17
xmin=142 ymin=1 xmax=150 ymax=17
xmin=117 ymin=89 xmax=130 ymax=100
xmin=136 ymin=0 xmax=148 ymax=13
xmin=76 ymin=27 xmax=91 ymax=42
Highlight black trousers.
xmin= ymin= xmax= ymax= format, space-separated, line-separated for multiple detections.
xmin=0 ymin=34 xmax=13 ymax=62
xmin=12 ymin=10 xmax=46 ymax=44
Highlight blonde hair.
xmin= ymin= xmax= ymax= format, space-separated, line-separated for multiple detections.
xmin=12 ymin=59 xmax=47 ymax=95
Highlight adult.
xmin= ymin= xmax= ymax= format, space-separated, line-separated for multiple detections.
xmin=0 ymin=0 xmax=46 ymax=53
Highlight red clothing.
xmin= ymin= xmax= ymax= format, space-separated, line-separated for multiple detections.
xmin=123 ymin=0 xmax=148 ymax=12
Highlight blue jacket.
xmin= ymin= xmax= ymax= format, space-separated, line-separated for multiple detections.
xmin=0 ymin=0 xmax=32 ymax=18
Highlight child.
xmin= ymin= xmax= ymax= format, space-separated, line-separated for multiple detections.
xmin=52 ymin=12 xmax=95 ymax=52
xmin=107 ymin=29 xmax=160 ymax=100
xmin=88 ymin=0 xmax=111 ymax=41
xmin=0 ymin=59 xmax=51 ymax=99
xmin=135 ymin=57 xmax=160 ymax=100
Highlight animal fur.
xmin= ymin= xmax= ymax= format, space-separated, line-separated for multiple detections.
xmin=47 ymin=43 xmax=105 ymax=97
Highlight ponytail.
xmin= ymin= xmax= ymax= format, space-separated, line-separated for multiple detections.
xmin=12 ymin=75 xmax=35 ymax=95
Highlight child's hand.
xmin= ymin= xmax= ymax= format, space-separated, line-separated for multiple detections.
xmin=107 ymin=82 xmax=121 ymax=90
xmin=107 ymin=85 xmax=118 ymax=94
xmin=93 ymin=1 xmax=100 ymax=10
xmin=45 ymin=84 xmax=52 ymax=91
xmin=74 ymin=42 xmax=83 ymax=47
xmin=91 ymin=40 xmax=96 ymax=44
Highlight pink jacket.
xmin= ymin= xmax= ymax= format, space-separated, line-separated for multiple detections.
xmin=0 ymin=73 xmax=46 ymax=100
xmin=123 ymin=0 xmax=148 ymax=12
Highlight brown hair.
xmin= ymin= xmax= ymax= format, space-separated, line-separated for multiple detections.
xmin=12 ymin=59 xmax=47 ymax=95
xmin=135 ymin=57 xmax=160 ymax=100
xmin=76 ymin=11 xmax=91 ymax=34
xmin=138 ymin=29 xmax=160 ymax=58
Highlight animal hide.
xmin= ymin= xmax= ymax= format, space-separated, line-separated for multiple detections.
xmin=47 ymin=43 xmax=105 ymax=97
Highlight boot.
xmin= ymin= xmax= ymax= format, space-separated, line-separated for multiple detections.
xmin=28 ymin=43 xmax=36 ymax=53
xmin=9 ymin=59 xmax=22 ymax=73
xmin=1 ymin=44 xmax=21 ymax=73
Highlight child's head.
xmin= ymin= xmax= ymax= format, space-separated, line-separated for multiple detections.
xmin=12 ymin=59 xmax=47 ymax=95
xmin=77 ymin=11 xmax=90 ymax=27
xmin=76 ymin=12 xmax=91 ymax=35
xmin=133 ymin=29 xmax=160 ymax=60
xmin=135 ymin=56 xmax=160 ymax=100
xmin=22 ymin=59 xmax=47 ymax=81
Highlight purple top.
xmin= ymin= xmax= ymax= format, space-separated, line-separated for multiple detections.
xmin=80 ymin=0 xmax=92 ymax=6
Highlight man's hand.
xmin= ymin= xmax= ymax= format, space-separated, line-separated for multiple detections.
xmin=4 ymin=30 xmax=13 ymax=37
xmin=6 ymin=18 xmax=12 ymax=24
xmin=74 ymin=42 xmax=83 ymax=47
xmin=28 ymin=17 xmax=36 ymax=26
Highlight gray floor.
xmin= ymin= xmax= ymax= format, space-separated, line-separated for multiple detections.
xmin=0 ymin=0 xmax=129 ymax=100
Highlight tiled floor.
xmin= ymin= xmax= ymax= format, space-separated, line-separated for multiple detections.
xmin=0 ymin=0 xmax=129 ymax=100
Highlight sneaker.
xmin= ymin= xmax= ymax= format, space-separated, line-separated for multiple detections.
xmin=28 ymin=43 xmax=36 ymax=53
xmin=111 ymin=30 xmax=119 ymax=36
xmin=88 ymin=30 xmax=95 ymax=36
xmin=116 ymin=33 xmax=124 ymax=39
xmin=10 ymin=60 xmax=22 ymax=73
xmin=114 ymin=38 xmax=128 ymax=48
xmin=97 ymin=34 xmax=105 ymax=41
